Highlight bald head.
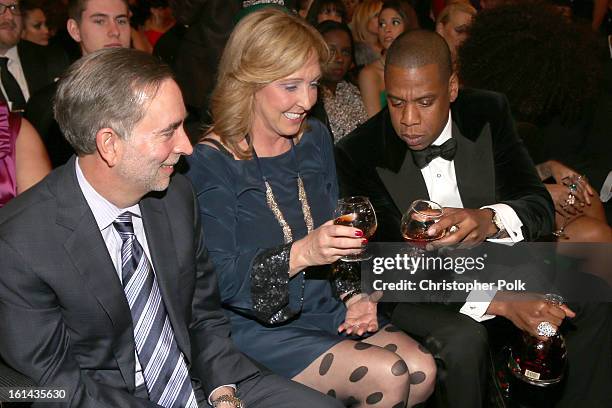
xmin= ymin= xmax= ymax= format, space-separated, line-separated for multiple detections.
xmin=385 ymin=30 xmax=452 ymax=81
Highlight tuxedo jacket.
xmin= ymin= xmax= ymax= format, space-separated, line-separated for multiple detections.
xmin=17 ymin=40 xmax=69 ymax=98
xmin=335 ymin=88 xmax=554 ymax=243
xmin=0 ymin=158 xmax=258 ymax=407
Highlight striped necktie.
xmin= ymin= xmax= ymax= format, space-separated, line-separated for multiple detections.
xmin=113 ymin=212 xmax=198 ymax=408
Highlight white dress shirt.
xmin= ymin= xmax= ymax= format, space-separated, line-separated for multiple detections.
xmin=76 ymin=159 xmax=149 ymax=386
xmin=1 ymin=47 xmax=30 ymax=109
xmin=421 ymin=113 xmax=525 ymax=321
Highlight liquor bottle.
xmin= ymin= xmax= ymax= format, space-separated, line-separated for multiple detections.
xmin=507 ymin=294 xmax=567 ymax=387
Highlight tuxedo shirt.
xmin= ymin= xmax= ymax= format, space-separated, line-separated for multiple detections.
xmin=335 ymin=89 xmax=554 ymax=312
xmin=420 ymin=113 xmax=524 ymax=321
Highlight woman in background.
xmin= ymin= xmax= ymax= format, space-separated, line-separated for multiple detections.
xmin=351 ymin=0 xmax=383 ymax=67
xmin=20 ymin=0 xmax=50 ymax=46
xmin=459 ymin=1 xmax=612 ymax=242
xmin=0 ymin=101 xmax=51 ymax=208
xmin=186 ymin=8 xmax=435 ymax=407
xmin=307 ymin=0 xmax=347 ymax=25
xmin=315 ymin=20 xmax=368 ymax=143
xmin=140 ymin=0 xmax=175 ymax=48
xmin=358 ymin=0 xmax=418 ymax=117
xmin=435 ymin=2 xmax=476 ymax=67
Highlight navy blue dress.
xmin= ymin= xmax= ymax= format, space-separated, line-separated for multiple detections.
xmin=186 ymin=119 xmax=350 ymax=378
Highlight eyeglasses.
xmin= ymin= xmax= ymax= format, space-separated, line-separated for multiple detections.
xmin=0 ymin=3 xmax=20 ymax=16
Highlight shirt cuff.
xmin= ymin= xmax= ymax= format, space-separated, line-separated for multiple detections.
xmin=208 ymin=384 xmax=237 ymax=405
xmin=600 ymin=171 xmax=612 ymax=202
xmin=481 ymin=203 xmax=524 ymax=243
xmin=460 ymin=288 xmax=497 ymax=322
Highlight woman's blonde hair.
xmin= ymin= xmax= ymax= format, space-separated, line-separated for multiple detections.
xmin=351 ymin=0 xmax=383 ymax=43
xmin=208 ymin=8 xmax=329 ymax=159
xmin=436 ymin=2 xmax=477 ymax=25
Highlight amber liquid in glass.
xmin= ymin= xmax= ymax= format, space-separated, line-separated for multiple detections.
xmin=334 ymin=213 xmax=377 ymax=239
xmin=401 ymin=208 xmax=444 ymax=242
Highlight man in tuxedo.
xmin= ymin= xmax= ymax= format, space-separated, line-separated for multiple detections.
xmin=336 ymin=30 xmax=612 ymax=407
xmin=0 ymin=0 xmax=68 ymax=111
xmin=0 ymin=49 xmax=342 ymax=407
xmin=26 ymin=0 xmax=131 ymax=168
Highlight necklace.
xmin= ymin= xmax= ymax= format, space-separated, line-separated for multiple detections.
xmin=252 ymin=138 xmax=313 ymax=318
xmin=252 ymin=138 xmax=314 ymax=243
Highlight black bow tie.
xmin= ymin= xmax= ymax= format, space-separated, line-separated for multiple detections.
xmin=411 ymin=138 xmax=457 ymax=169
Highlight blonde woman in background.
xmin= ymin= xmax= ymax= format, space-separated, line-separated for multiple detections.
xmin=351 ymin=0 xmax=383 ymax=67
xmin=435 ymin=2 xmax=476 ymax=66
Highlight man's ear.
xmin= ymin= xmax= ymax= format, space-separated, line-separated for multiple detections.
xmin=67 ymin=19 xmax=82 ymax=42
xmin=448 ymin=72 xmax=459 ymax=103
xmin=95 ymin=128 xmax=122 ymax=167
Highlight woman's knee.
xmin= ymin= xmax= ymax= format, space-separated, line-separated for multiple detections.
xmin=566 ymin=216 xmax=612 ymax=242
xmin=405 ymin=351 xmax=436 ymax=398
xmin=364 ymin=350 xmax=413 ymax=393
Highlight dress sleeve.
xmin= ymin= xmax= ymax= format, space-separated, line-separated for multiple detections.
xmin=186 ymin=148 xmax=299 ymax=324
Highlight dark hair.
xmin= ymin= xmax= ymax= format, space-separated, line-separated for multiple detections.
xmin=316 ymin=19 xmax=355 ymax=52
xmin=458 ymin=0 xmax=603 ymax=125
xmin=54 ymin=48 xmax=174 ymax=155
xmin=380 ymin=0 xmax=420 ymax=31
xmin=316 ymin=20 xmax=356 ymax=77
xmin=386 ymin=29 xmax=452 ymax=81
xmin=19 ymin=0 xmax=45 ymax=14
xmin=68 ymin=0 xmax=129 ymax=22
xmin=307 ymin=0 xmax=346 ymax=26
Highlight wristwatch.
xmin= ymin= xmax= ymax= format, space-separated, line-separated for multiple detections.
xmin=211 ymin=394 xmax=244 ymax=408
xmin=489 ymin=209 xmax=506 ymax=239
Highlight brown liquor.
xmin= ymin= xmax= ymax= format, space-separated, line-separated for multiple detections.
xmin=401 ymin=208 xmax=445 ymax=242
xmin=508 ymin=331 xmax=567 ymax=386
xmin=334 ymin=213 xmax=377 ymax=238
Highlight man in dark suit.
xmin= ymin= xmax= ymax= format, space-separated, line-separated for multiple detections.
xmin=0 ymin=49 xmax=342 ymax=407
xmin=336 ymin=30 xmax=612 ymax=407
xmin=0 ymin=1 xmax=68 ymax=111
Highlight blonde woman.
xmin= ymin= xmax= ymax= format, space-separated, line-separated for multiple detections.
xmin=186 ymin=8 xmax=435 ymax=407
xmin=351 ymin=0 xmax=383 ymax=67
xmin=435 ymin=2 xmax=476 ymax=66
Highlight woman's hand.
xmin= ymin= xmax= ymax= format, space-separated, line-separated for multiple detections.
xmin=338 ymin=293 xmax=379 ymax=336
xmin=289 ymin=220 xmax=365 ymax=276
xmin=547 ymin=160 xmax=594 ymax=204
xmin=546 ymin=183 xmax=583 ymax=218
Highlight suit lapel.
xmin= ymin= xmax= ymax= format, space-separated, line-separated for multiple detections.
xmin=139 ymin=197 xmax=191 ymax=361
xmin=377 ymin=153 xmax=429 ymax=215
xmin=453 ymin=122 xmax=495 ymax=209
xmin=375 ymin=113 xmax=429 ymax=214
xmin=56 ymin=159 xmax=136 ymax=391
